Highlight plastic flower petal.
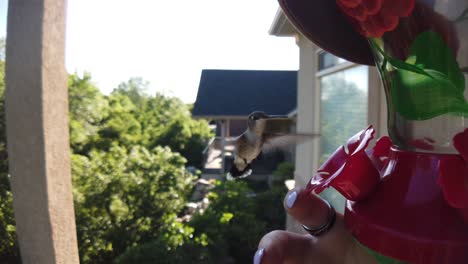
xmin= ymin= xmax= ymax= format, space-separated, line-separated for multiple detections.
xmin=454 ymin=128 xmax=468 ymax=163
xmin=437 ymin=129 xmax=468 ymax=223
xmin=336 ymin=0 xmax=415 ymax=37
xmin=308 ymin=126 xmax=381 ymax=202
xmin=438 ymin=157 xmax=468 ymax=209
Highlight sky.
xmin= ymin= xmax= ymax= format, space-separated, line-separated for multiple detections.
xmin=0 ymin=0 xmax=299 ymax=103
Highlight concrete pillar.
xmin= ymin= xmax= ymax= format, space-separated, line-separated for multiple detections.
xmin=294 ymin=35 xmax=319 ymax=187
xmin=5 ymin=1 xmax=80 ymax=263
xmin=287 ymin=35 xmax=319 ymax=233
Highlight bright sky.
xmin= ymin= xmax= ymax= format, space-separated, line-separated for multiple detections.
xmin=0 ymin=0 xmax=299 ymax=103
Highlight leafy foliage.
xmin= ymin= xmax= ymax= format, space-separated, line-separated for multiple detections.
xmin=118 ymin=180 xmax=287 ymax=264
xmin=0 ymin=43 xmax=22 ymax=263
xmin=68 ymin=75 xmax=213 ymax=167
xmin=135 ymin=92 xmax=213 ymax=168
xmin=72 ymin=145 xmax=196 ymax=263
xmin=68 ymin=73 xmax=110 ymax=154
xmin=272 ymin=162 xmax=295 ymax=188
xmin=115 ymin=214 xmax=213 ymax=264
xmin=0 ymin=60 xmax=284 ymax=264
xmin=67 ymin=75 xmax=214 ymax=262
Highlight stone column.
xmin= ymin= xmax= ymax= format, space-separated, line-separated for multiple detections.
xmin=294 ymin=35 xmax=319 ymax=188
xmin=288 ymin=35 xmax=319 ymax=233
xmin=5 ymin=1 xmax=80 ymax=263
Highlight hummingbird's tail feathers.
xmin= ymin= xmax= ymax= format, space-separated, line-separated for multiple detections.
xmin=226 ymin=164 xmax=253 ymax=180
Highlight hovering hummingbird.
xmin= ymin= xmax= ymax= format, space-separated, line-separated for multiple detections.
xmin=226 ymin=111 xmax=319 ymax=180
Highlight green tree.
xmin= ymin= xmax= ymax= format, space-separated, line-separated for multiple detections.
xmin=112 ymin=77 xmax=149 ymax=108
xmin=0 ymin=39 xmax=21 ymax=263
xmin=116 ymin=213 xmax=213 ymax=264
xmin=0 ymin=68 xmax=217 ymax=263
xmin=95 ymin=93 xmax=142 ymax=150
xmin=118 ymin=179 xmax=288 ymax=264
xmin=67 ymin=76 xmax=213 ymax=262
xmin=72 ymin=145 xmax=196 ymax=263
xmin=143 ymin=95 xmax=212 ymax=168
xmin=111 ymin=81 xmax=213 ymax=168
xmin=108 ymin=79 xmax=213 ymax=167
xmin=68 ymin=73 xmax=109 ymax=154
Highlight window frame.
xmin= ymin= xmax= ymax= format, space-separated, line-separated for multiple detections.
xmin=314 ymin=49 xmax=383 ymax=159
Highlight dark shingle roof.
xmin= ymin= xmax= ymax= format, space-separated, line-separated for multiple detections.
xmin=192 ymin=69 xmax=297 ymax=118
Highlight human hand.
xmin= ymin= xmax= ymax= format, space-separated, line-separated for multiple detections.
xmin=254 ymin=187 xmax=378 ymax=264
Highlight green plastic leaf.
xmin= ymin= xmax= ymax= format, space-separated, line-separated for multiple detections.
xmin=384 ymin=30 xmax=468 ymax=120
xmin=409 ymin=31 xmax=465 ymax=92
xmin=369 ymin=38 xmax=434 ymax=79
xmin=391 ymin=69 xmax=468 ymax=120
xmin=387 ymin=56 xmax=434 ymax=79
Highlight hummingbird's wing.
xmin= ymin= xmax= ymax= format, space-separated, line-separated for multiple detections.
xmin=262 ymin=133 xmax=319 ymax=153
xmin=263 ymin=118 xmax=294 ymax=134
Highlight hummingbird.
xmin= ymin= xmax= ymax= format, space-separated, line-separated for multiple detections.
xmin=226 ymin=111 xmax=319 ymax=180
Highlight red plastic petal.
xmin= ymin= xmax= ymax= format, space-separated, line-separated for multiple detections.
xmin=438 ymin=157 xmax=468 ymax=209
xmin=331 ymin=151 xmax=381 ymax=201
xmin=346 ymin=125 xmax=375 ymax=154
xmin=351 ymin=126 xmax=375 ymax=155
xmin=317 ymin=146 xmax=348 ymax=175
xmin=361 ymin=0 xmax=382 ymax=15
xmin=454 ymin=128 xmax=468 ymax=163
xmin=308 ymin=126 xmax=380 ymax=201
xmin=337 ymin=0 xmax=416 ymax=37
xmin=337 ymin=1 xmax=368 ymax=21
xmin=362 ymin=13 xmax=399 ymax=37
xmin=337 ymin=0 xmax=362 ymax=9
xmin=380 ymin=13 xmax=399 ymax=31
xmin=372 ymin=136 xmax=392 ymax=158
xmin=309 ymin=146 xmax=348 ymax=192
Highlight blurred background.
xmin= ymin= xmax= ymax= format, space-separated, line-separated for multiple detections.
xmin=0 ymin=0 xmax=386 ymax=263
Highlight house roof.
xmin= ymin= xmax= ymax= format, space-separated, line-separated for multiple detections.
xmin=192 ymin=69 xmax=297 ymax=119
xmin=269 ymin=8 xmax=297 ymax=37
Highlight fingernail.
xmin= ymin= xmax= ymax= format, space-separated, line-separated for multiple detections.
xmin=286 ymin=191 xmax=297 ymax=208
xmin=253 ymin=248 xmax=264 ymax=264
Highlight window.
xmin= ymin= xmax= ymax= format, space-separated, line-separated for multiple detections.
xmin=319 ymin=65 xmax=368 ymax=162
xmin=318 ymin=52 xmax=347 ymax=70
xmin=317 ymin=51 xmax=369 ymax=211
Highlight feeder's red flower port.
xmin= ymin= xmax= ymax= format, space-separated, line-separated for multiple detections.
xmin=438 ymin=157 xmax=468 ymax=223
xmin=438 ymin=128 xmax=468 ymax=223
xmin=453 ymin=128 xmax=468 ymax=163
xmin=336 ymin=0 xmax=416 ymax=37
xmin=307 ymin=126 xmax=390 ymax=202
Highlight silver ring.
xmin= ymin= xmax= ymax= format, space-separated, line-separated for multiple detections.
xmin=302 ymin=199 xmax=336 ymax=236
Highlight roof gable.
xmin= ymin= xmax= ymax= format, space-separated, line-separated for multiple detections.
xmin=192 ymin=69 xmax=297 ymax=118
